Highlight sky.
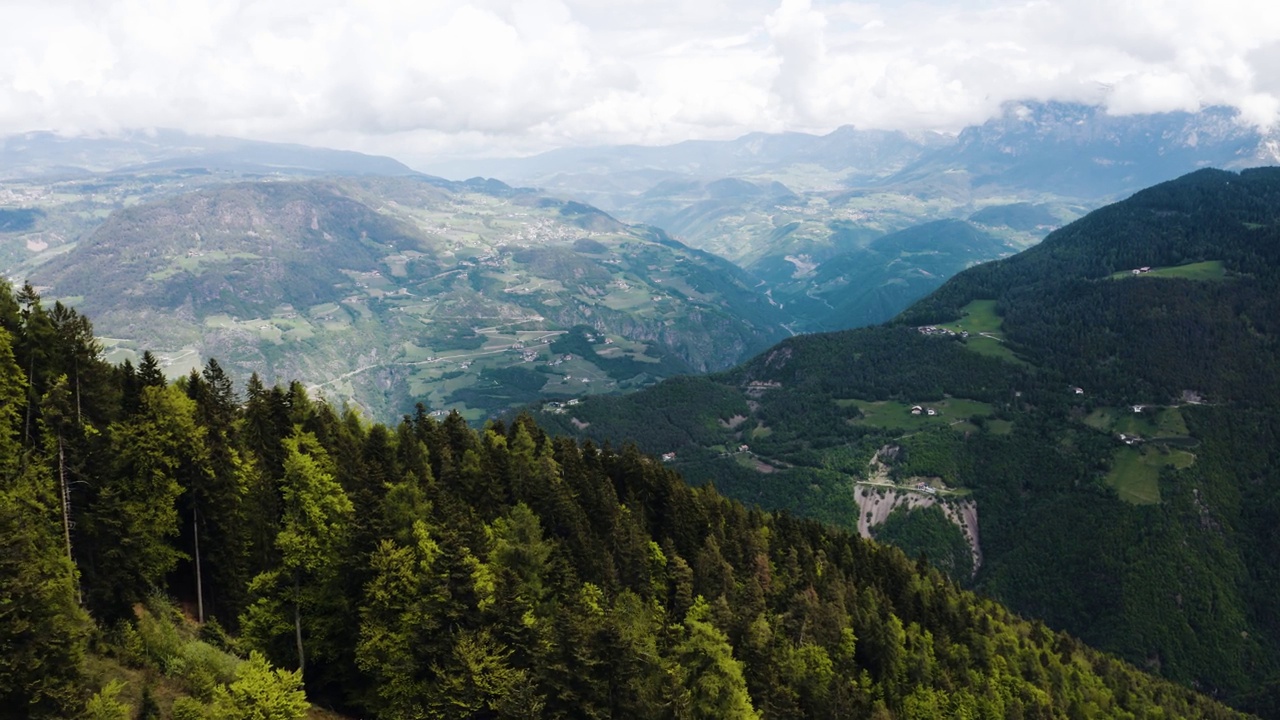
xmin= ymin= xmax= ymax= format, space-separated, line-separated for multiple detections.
xmin=2 ymin=0 xmax=1279 ymax=167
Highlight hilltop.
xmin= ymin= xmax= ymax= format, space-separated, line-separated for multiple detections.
xmin=22 ymin=175 xmax=788 ymax=421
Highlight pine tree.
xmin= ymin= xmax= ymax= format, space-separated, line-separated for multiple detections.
xmin=672 ymin=598 xmax=761 ymax=720
xmin=82 ymin=385 xmax=202 ymax=618
xmin=356 ymin=522 xmax=445 ymax=720
xmin=242 ymin=431 xmax=353 ymax=682
xmin=0 ymin=332 xmax=90 ymax=718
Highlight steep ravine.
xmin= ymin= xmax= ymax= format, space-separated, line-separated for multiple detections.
xmin=855 ymin=447 xmax=984 ymax=576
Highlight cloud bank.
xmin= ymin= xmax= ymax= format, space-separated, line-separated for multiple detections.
xmin=2 ymin=0 xmax=1277 ymax=165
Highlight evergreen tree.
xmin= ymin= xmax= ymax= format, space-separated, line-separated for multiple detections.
xmin=82 ymin=384 xmax=200 ymax=618
xmin=672 ymin=598 xmax=761 ymax=720
xmin=355 ymin=521 xmax=446 ymax=719
xmin=0 ymin=463 xmax=91 ymax=719
xmin=0 ymin=331 xmax=89 ymax=720
xmin=242 ymin=431 xmax=353 ymax=683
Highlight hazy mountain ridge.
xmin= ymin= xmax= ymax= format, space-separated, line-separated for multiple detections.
xmin=443 ymin=103 xmax=1276 ymax=326
xmin=890 ymin=102 xmax=1279 ymax=196
xmin=770 ymin=219 xmax=1017 ymax=331
xmin=458 ymin=102 xmax=1278 ymax=197
xmin=0 ymin=128 xmax=415 ymax=180
xmin=424 ymin=126 xmax=948 ymax=191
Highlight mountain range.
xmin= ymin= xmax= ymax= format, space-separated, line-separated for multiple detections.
xmin=436 ymin=101 xmax=1279 ymax=200
xmin=3 ymin=102 xmax=1278 ymax=423
xmin=430 ymin=101 xmax=1278 ymax=330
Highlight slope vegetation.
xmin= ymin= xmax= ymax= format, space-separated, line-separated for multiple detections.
xmin=0 ymin=279 xmax=1246 ymax=719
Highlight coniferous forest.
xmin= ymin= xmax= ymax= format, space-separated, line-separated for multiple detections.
xmin=0 ymin=278 xmax=1250 ymax=719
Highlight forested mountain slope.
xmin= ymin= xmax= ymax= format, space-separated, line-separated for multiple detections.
xmin=769 ymin=219 xmax=1016 ymax=331
xmin=0 ymin=280 xmax=1246 ymax=719
xmin=534 ymin=167 xmax=1280 ymax=715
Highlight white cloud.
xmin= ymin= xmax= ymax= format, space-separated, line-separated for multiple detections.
xmin=1106 ymin=71 xmax=1201 ymax=116
xmin=1 ymin=0 xmax=1278 ymax=166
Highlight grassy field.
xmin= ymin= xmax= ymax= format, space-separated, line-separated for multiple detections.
xmin=1084 ymin=406 xmax=1189 ymax=437
xmin=987 ymin=419 xmax=1014 ymax=435
xmin=1109 ymin=260 xmax=1227 ymax=281
xmin=840 ymin=397 xmax=995 ymax=431
xmin=1106 ymin=445 xmax=1197 ymax=505
xmin=936 ymin=299 xmax=1027 ymax=364
xmin=937 ymin=299 xmax=1002 ymax=334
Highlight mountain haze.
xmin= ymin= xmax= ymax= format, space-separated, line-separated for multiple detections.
xmin=0 ymin=129 xmax=415 ymax=180
xmin=435 ymin=102 xmax=1276 ymax=337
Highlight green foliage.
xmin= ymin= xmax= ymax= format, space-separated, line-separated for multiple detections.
xmin=84 ymin=385 xmax=202 ymax=617
xmin=165 ymin=653 xmax=308 ymax=720
xmin=673 ymin=598 xmax=761 ymax=720
xmin=0 ymin=325 xmax=90 ymax=718
xmin=0 ymin=276 xmax=1254 ymax=719
xmin=205 ymin=653 xmax=308 ymax=720
xmin=873 ymin=506 xmax=973 ymax=581
xmin=84 ymin=680 xmax=131 ymax=720
xmin=889 ymin=427 xmax=964 ymax=484
xmin=0 ymin=463 xmax=91 ymax=719
xmin=241 ymin=431 xmax=353 ymax=680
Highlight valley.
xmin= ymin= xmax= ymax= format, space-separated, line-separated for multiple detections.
xmin=2 ymin=115 xmax=1280 ymax=717
xmin=5 ymin=170 xmax=789 ymax=421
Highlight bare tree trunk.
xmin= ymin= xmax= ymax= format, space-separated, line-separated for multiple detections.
xmin=193 ymin=505 xmax=204 ymax=623
xmin=57 ymin=435 xmax=81 ymax=605
xmin=294 ymin=578 xmax=306 ymax=677
xmin=24 ymin=355 xmax=34 ymax=445
xmin=74 ymin=355 xmax=81 ymax=425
